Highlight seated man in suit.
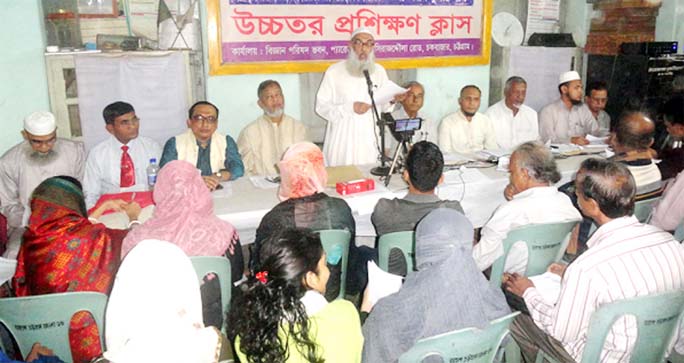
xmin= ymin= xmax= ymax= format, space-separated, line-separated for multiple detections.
xmin=160 ymin=101 xmax=244 ymax=190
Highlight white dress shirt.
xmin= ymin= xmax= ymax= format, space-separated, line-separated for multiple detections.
xmin=523 ymin=216 xmax=684 ymax=362
xmin=581 ymin=103 xmax=611 ymax=131
xmin=539 ymin=100 xmax=600 ymax=143
xmin=485 ymin=100 xmax=539 ymax=150
xmin=474 ymin=186 xmax=581 ymax=273
xmin=83 ymin=135 xmax=161 ymax=208
xmin=237 ymin=114 xmax=307 ymax=176
xmin=438 ymin=110 xmax=497 ymax=154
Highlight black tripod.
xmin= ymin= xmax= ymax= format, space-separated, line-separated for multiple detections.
xmin=384 ymin=131 xmax=414 ymax=186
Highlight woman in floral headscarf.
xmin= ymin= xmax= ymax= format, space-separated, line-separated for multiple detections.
xmin=253 ymin=142 xmax=357 ymax=299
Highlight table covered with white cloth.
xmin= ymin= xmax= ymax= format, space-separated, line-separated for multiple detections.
xmin=211 ymin=154 xmax=592 ymax=245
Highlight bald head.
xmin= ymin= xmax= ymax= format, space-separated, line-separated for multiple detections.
xmin=576 ymin=158 xmax=635 ymax=219
xmin=614 ymin=111 xmax=655 ymax=151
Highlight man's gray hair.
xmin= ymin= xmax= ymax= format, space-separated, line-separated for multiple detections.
xmin=403 ymin=80 xmax=424 ymax=90
xmin=513 ymin=141 xmax=561 ymax=184
xmin=504 ymin=76 xmax=527 ymax=94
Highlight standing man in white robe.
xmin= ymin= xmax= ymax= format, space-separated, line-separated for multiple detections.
xmin=316 ymin=27 xmax=400 ymax=166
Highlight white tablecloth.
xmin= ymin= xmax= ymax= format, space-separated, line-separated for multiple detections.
xmin=212 ymin=155 xmax=592 ymax=245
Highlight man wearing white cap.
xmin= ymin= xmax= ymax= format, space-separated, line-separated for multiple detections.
xmin=0 ymin=111 xmax=85 ymax=257
xmin=316 ymin=27 xmax=403 ymax=166
xmin=539 ymin=71 xmax=600 ymax=145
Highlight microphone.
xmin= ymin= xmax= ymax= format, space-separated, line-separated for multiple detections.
xmin=363 ymin=69 xmax=373 ymax=94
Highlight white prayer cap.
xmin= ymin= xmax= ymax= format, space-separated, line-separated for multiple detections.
xmin=23 ymin=111 xmax=56 ymax=136
xmin=351 ymin=27 xmax=375 ymax=40
xmin=558 ymin=71 xmax=581 ymax=85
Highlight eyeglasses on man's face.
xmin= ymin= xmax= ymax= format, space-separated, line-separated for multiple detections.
xmin=191 ymin=115 xmax=218 ymax=124
xmin=352 ymin=39 xmax=376 ymax=49
xmin=28 ymin=135 xmax=57 ymax=146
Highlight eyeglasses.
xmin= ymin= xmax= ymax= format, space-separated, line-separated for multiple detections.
xmin=352 ymin=39 xmax=376 ymax=49
xmin=116 ymin=117 xmax=140 ymax=127
xmin=191 ymin=115 xmax=218 ymax=124
xmin=28 ymin=135 xmax=57 ymax=146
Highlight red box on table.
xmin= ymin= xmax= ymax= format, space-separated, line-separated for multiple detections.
xmin=336 ymin=178 xmax=375 ymax=196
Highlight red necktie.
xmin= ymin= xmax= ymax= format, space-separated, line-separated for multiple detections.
xmin=120 ymin=145 xmax=135 ymax=187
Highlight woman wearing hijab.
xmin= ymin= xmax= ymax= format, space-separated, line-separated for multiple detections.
xmin=253 ymin=142 xmax=357 ymax=299
xmin=104 ymin=239 xmax=226 ymax=363
xmin=361 ymin=208 xmax=511 ymax=363
xmin=121 ymin=160 xmax=243 ymax=327
xmin=12 ymin=176 xmax=140 ymax=363
xmin=229 ymin=228 xmax=363 ymax=363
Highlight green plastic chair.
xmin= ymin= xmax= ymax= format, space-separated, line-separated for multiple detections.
xmin=190 ymin=256 xmax=232 ymax=334
xmin=634 ymin=196 xmax=661 ymax=223
xmin=398 ymin=312 xmax=520 ymax=363
xmin=489 ymin=221 xmax=577 ymax=288
xmin=378 ymin=231 xmax=415 ymax=274
xmin=536 ymin=290 xmax=684 ymax=363
xmin=674 ymin=221 xmax=684 ymax=243
xmin=0 ymin=291 xmax=108 ymax=362
xmin=317 ymin=229 xmax=351 ymax=299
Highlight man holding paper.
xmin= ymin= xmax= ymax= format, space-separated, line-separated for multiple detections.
xmin=316 ymin=27 xmax=406 ymax=166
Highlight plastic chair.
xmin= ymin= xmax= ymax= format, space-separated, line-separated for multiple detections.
xmin=317 ymin=229 xmax=351 ymax=299
xmin=190 ymin=256 xmax=231 ymax=334
xmin=673 ymin=221 xmax=684 ymax=243
xmin=489 ymin=221 xmax=577 ymax=288
xmin=0 ymin=291 xmax=108 ymax=362
xmin=634 ymin=196 xmax=661 ymax=223
xmin=377 ymin=231 xmax=415 ymax=274
xmin=536 ymin=290 xmax=684 ymax=363
xmin=398 ymin=312 xmax=520 ymax=363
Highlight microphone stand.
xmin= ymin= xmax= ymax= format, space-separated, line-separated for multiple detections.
xmin=365 ymin=70 xmax=390 ymax=176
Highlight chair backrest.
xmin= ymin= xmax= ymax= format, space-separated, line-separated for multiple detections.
xmin=317 ymin=229 xmax=351 ymax=299
xmin=581 ymin=290 xmax=684 ymax=363
xmin=634 ymin=196 xmax=661 ymax=223
xmin=489 ymin=221 xmax=577 ymax=287
xmin=190 ymin=256 xmax=232 ymax=334
xmin=674 ymin=221 xmax=684 ymax=243
xmin=398 ymin=312 xmax=520 ymax=363
xmin=378 ymin=231 xmax=415 ymax=274
xmin=0 ymin=291 xmax=108 ymax=362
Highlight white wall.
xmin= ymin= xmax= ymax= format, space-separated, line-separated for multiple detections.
xmin=0 ymin=1 xmax=51 ymax=155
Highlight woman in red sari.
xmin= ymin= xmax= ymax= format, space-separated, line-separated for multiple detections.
xmin=12 ymin=176 xmax=138 ymax=363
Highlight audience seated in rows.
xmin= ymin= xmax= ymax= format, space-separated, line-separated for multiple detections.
xmin=539 ymin=71 xmax=600 ymax=145
xmin=104 ymin=240 xmax=227 ymax=363
xmin=12 ymin=176 xmax=140 ymax=363
xmin=237 ymin=80 xmax=308 ymax=176
xmin=121 ymin=160 xmax=243 ymax=327
xmin=505 ymin=158 xmax=684 ymax=363
xmin=362 ymin=208 xmax=510 ymax=363
xmin=474 ymin=141 xmax=581 ymax=274
xmin=161 ymin=101 xmax=244 ymax=191
xmin=371 ymin=141 xmax=463 ymax=275
xmin=439 ymin=85 xmax=497 ymax=154
xmin=229 ymin=228 xmax=363 ymax=363
xmin=83 ymin=102 xmax=161 ymax=209
xmin=485 ymin=76 xmax=539 ymax=150
xmin=0 ymin=112 xmax=85 ymax=257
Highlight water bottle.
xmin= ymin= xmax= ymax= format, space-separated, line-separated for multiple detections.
xmin=146 ymin=158 xmax=159 ymax=190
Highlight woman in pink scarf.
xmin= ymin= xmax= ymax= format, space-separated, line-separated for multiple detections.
xmin=122 ymin=160 xmax=242 ymax=327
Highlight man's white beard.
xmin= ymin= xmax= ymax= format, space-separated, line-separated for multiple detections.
xmin=346 ymin=50 xmax=375 ymax=77
xmin=264 ymin=107 xmax=284 ymax=119
xmin=23 ymin=143 xmax=59 ymax=166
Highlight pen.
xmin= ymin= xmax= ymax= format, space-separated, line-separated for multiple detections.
xmin=131 ymin=192 xmax=136 ymax=202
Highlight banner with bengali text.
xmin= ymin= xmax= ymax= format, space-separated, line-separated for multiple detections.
xmin=207 ymin=0 xmax=491 ymax=74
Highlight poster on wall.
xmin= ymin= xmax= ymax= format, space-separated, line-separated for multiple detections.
xmin=207 ymin=0 xmax=492 ymax=74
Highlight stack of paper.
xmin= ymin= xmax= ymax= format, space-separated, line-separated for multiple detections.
xmin=529 ymin=272 xmax=562 ymax=305
xmin=0 ymin=258 xmax=17 ymax=285
xmin=366 ymin=261 xmax=403 ymax=306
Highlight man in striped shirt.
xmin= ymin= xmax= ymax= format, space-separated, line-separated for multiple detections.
xmin=505 ymin=158 xmax=684 ymax=362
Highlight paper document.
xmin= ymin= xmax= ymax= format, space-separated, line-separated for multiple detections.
xmin=0 ymin=258 xmax=17 ymax=286
xmin=367 ymin=261 xmax=403 ymax=306
xmin=325 ymin=166 xmax=365 ymax=187
xmin=249 ymin=176 xmax=280 ymax=189
xmin=480 ymin=148 xmax=512 ymax=158
xmin=360 ymin=81 xmax=408 ymax=106
xmin=586 ymin=134 xmax=609 ymax=145
xmin=443 ymin=153 xmax=474 ymax=166
xmin=529 ymin=272 xmax=562 ymax=305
